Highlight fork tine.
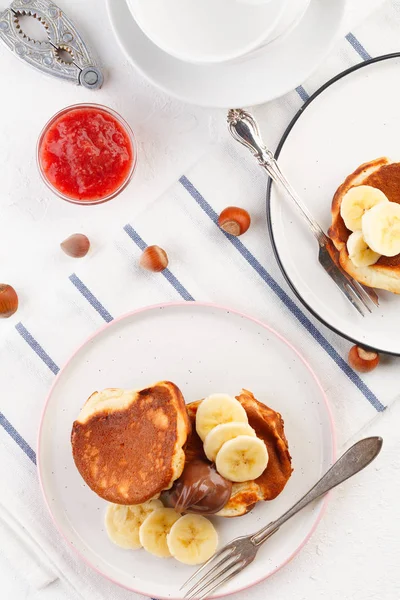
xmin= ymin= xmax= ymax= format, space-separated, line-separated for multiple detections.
xmin=318 ymin=244 xmax=375 ymax=315
xmin=361 ymin=285 xmax=379 ymax=307
xmin=319 ymin=250 xmax=366 ymax=316
xmin=351 ymin=279 xmax=378 ymax=309
xmin=329 ymin=250 xmax=377 ymax=311
xmin=184 ymin=553 xmax=238 ymax=598
xmin=338 ymin=282 xmax=365 ymax=316
xmin=180 ymin=546 xmax=234 ymax=591
xmin=185 ymin=559 xmax=244 ymax=600
xmin=346 ymin=281 xmax=373 ymax=313
xmin=193 ymin=563 xmax=246 ymax=600
xmin=344 ymin=282 xmax=370 ymax=315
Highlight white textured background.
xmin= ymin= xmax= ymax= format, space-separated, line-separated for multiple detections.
xmin=1 ymin=0 xmax=400 ymax=599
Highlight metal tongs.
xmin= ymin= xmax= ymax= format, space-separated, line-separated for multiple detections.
xmin=0 ymin=0 xmax=103 ymax=89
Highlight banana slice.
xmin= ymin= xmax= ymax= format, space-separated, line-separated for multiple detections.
xmin=216 ymin=435 xmax=269 ymax=483
xmin=105 ymin=499 xmax=163 ymax=549
xmin=139 ymin=508 xmax=181 ymax=558
xmin=167 ymin=514 xmax=218 ymax=565
xmin=196 ymin=394 xmax=248 ymax=442
xmin=362 ymin=202 xmax=400 ymax=257
xmin=340 ymin=185 xmax=389 ymax=231
xmin=204 ymin=421 xmax=256 ymax=462
xmin=347 ymin=230 xmax=381 ymax=267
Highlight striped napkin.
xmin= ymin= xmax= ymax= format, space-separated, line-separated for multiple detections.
xmin=1 ymin=1 xmax=400 ymax=599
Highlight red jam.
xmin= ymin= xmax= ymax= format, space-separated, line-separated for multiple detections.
xmin=39 ymin=106 xmax=134 ymax=203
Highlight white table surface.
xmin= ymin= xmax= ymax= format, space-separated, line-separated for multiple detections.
xmin=1 ymin=0 xmax=399 ymax=599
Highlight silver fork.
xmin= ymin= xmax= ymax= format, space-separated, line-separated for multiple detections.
xmin=181 ymin=436 xmax=383 ymax=600
xmin=227 ymin=108 xmax=378 ymax=316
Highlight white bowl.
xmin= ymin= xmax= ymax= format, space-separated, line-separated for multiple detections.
xmin=268 ymin=0 xmax=311 ymax=44
xmin=127 ymin=0 xmax=289 ymax=64
xmin=108 ymin=0 xmax=345 ymax=108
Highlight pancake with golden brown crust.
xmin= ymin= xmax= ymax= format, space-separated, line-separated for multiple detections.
xmin=71 ymin=382 xmax=191 ymax=505
xmin=329 ymin=157 xmax=400 ymax=293
xmin=185 ymin=390 xmax=292 ymax=517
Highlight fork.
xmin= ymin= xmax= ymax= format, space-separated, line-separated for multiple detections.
xmin=181 ymin=436 xmax=383 ymax=600
xmin=227 ymin=108 xmax=378 ymax=316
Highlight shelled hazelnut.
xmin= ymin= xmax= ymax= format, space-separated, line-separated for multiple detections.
xmin=348 ymin=345 xmax=380 ymax=373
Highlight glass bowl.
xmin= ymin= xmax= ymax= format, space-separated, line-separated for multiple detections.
xmin=37 ymin=103 xmax=138 ymax=206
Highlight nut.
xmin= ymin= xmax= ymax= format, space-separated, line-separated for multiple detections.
xmin=348 ymin=345 xmax=380 ymax=373
xmin=61 ymin=234 xmax=90 ymax=258
xmin=139 ymin=246 xmax=169 ymax=272
xmin=0 ymin=284 xmax=18 ymax=318
xmin=218 ymin=207 xmax=251 ymax=236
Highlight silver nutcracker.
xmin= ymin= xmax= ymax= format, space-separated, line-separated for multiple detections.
xmin=0 ymin=0 xmax=103 ymax=89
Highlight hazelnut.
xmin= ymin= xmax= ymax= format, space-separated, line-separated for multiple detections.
xmin=218 ymin=207 xmax=251 ymax=236
xmin=348 ymin=345 xmax=380 ymax=373
xmin=0 ymin=284 xmax=18 ymax=318
xmin=139 ymin=245 xmax=169 ymax=272
xmin=61 ymin=234 xmax=90 ymax=258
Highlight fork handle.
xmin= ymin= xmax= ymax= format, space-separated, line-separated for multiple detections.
xmin=252 ymin=437 xmax=383 ymax=546
xmin=227 ymin=108 xmax=327 ymax=244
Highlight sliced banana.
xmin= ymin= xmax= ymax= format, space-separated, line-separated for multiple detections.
xmin=167 ymin=514 xmax=218 ymax=565
xmin=204 ymin=421 xmax=256 ymax=463
xmin=340 ymin=185 xmax=389 ymax=232
xmin=347 ymin=230 xmax=381 ymax=267
xmin=196 ymin=394 xmax=248 ymax=442
xmin=139 ymin=507 xmax=181 ymax=558
xmin=362 ymin=201 xmax=400 ymax=257
xmin=105 ymin=499 xmax=163 ymax=549
xmin=216 ymin=435 xmax=269 ymax=483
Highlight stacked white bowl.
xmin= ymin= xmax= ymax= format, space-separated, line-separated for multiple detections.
xmin=127 ymin=0 xmax=311 ymax=65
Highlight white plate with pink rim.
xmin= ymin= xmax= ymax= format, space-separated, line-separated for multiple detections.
xmin=38 ymin=302 xmax=335 ymax=599
xmin=106 ymin=0 xmax=345 ymax=108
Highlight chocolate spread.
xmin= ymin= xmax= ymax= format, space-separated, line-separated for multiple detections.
xmin=164 ymin=460 xmax=232 ymax=515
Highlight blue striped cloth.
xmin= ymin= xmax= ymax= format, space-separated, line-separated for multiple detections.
xmin=1 ymin=2 xmax=400 ymax=599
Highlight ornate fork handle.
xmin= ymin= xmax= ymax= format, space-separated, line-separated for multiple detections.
xmin=251 ymin=436 xmax=383 ymax=546
xmin=227 ymin=108 xmax=327 ymax=244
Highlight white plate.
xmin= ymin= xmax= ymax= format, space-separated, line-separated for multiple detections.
xmin=106 ymin=0 xmax=345 ymax=108
xmin=268 ymin=54 xmax=400 ymax=355
xmin=38 ymin=303 xmax=335 ymax=599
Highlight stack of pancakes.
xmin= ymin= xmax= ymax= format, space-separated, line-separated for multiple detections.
xmin=72 ymin=382 xmax=190 ymax=505
xmin=72 ymin=383 xmax=292 ymax=516
xmin=329 ymin=157 xmax=400 ymax=293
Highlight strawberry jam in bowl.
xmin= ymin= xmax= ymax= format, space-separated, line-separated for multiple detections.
xmin=37 ymin=104 xmax=137 ymax=205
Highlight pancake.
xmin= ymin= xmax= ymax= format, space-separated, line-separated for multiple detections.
xmin=185 ymin=390 xmax=292 ymax=517
xmin=71 ymin=382 xmax=191 ymax=505
xmin=329 ymin=157 xmax=400 ymax=293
